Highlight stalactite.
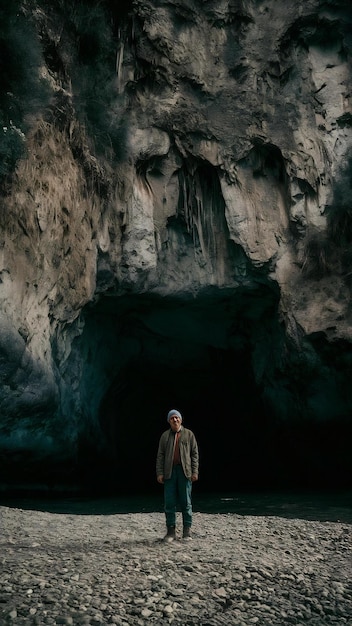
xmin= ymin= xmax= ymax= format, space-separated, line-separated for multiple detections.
xmin=177 ymin=161 xmax=233 ymax=282
xmin=116 ymin=30 xmax=125 ymax=94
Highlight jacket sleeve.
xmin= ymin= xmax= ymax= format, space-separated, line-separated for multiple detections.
xmin=156 ymin=432 xmax=166 ymax=476
xmin=190 ymin=431 xmax=199 ymax=475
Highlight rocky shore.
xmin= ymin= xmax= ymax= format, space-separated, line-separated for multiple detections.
xmin=1 ymin=494 xmax=351 ymax=625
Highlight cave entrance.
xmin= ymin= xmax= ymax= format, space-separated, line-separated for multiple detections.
xmin=80 ymin=286 xmax=279 ymax=495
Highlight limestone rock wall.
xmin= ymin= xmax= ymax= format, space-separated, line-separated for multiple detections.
xmin=0 ymin=0 xmax=351 ymax=487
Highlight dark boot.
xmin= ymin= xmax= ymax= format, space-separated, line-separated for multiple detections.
xmin=163 ymin=526 xmax=176 ymax=542
xmin=183 ymin=526 xmax=192 ymax=540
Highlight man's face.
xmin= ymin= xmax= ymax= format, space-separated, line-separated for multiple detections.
xmin=169 ymin=415 xmax=182 ymax=432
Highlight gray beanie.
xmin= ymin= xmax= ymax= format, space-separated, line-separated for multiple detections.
xmin=167 ymin=409 xmax=182 ymax=422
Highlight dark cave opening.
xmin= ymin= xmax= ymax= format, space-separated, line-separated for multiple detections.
xmin=75 ymin=286 xmax=352 ymax=496
xmin=97 ymin=345 xmax=269 ymax=495
xmin=77 ymin=285 xmax=281 ymax=494
xmin=2 ymin=285 xmax=351 ymax=496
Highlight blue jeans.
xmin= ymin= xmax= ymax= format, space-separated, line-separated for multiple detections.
xmin=164 ymin=465 xmax=192 ymax=528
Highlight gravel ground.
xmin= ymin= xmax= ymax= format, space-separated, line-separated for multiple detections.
xmin=0 ymin=495 xmax=351 ymax=625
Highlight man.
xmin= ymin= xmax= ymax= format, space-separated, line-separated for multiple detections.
xmin=156 ymin=409 xmax=199 ymax=541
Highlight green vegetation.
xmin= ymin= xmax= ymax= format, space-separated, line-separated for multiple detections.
xmin=0 ymin=0 xmax=50 ymax=185
xmin=0 ymin=0 xmax=134 ymax=189
xmin=51 ymin=0 xmax=132 ymax=161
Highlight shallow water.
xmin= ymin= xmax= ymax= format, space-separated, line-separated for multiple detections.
xmin=1 ymin=489 xmax=351 ymax=523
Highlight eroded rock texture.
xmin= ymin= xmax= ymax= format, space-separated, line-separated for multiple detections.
xmin=0 ymin=0 xmax=351 ymax=491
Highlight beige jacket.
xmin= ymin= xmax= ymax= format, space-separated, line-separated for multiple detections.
xmin=156 ymin=426 xmax=199 ymax=480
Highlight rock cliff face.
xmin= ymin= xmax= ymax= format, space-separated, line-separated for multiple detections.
xmin=0 ymin=0 xmax=351 ymax=492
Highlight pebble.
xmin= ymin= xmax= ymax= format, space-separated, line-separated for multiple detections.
xmin=0 ymin=505 xmax=351 ymax=625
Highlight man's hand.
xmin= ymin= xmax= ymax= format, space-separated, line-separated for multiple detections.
xmin=191 ymin=474 xmax=198 ymax=482
xmin=157 ymin=475 xmax=164 ymax=484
